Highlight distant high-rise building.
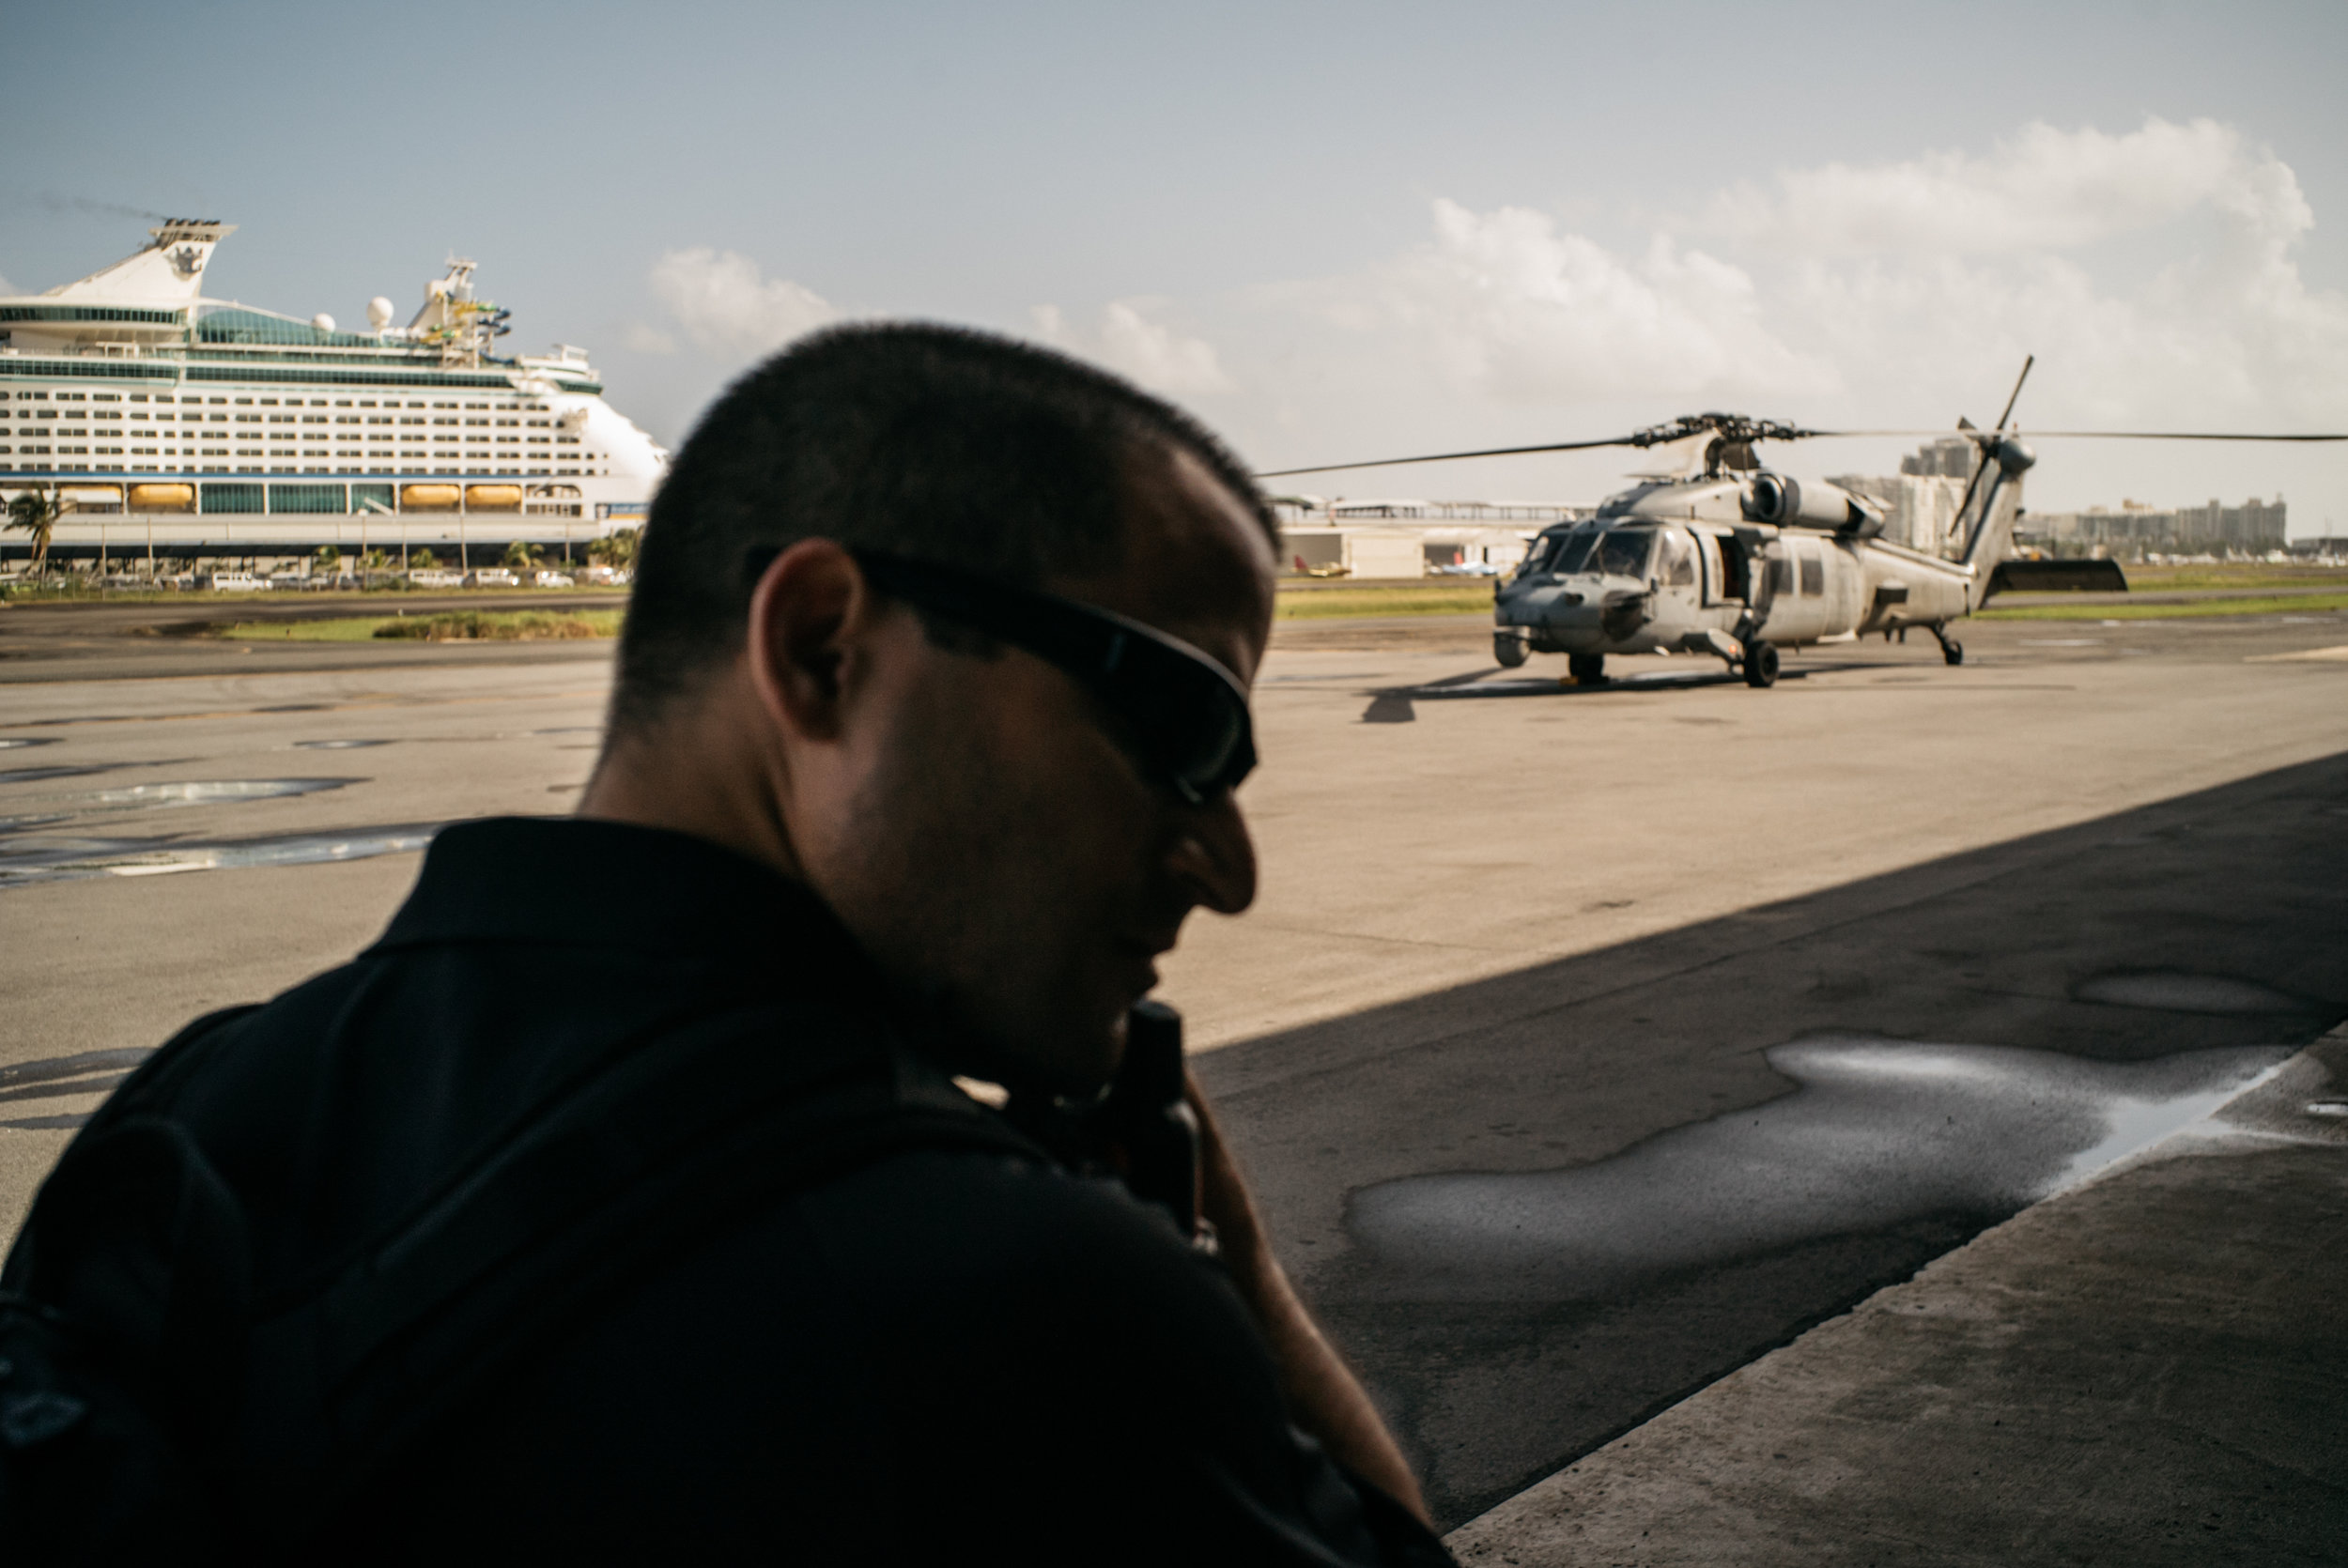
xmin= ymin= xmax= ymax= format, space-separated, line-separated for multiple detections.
xmin=2018 ymin=496 xmax=2287 ymax=559
xmin=1829 ymin=468 xmax=1972 ymax=559
xmin=1898 ymin=437 xmax=1979 ymax=482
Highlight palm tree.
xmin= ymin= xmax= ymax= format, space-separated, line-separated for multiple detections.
xmin=586 ymin=528 xmax=639 ymax=569
xmin=6 ymin=489 xmax=66 ymax=579
xmin=502 ymin=538 xmax=541 ymax=571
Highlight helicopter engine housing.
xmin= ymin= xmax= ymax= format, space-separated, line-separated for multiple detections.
xmin=1748 ymin=473 xmax=1856 ymax=530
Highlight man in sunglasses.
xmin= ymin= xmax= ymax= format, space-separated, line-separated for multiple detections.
xmin=8 ymin=324 xmax=1450 ymax=1563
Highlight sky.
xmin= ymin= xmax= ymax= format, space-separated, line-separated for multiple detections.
xmin=9 ymin=0 xmax=2347 ymax=535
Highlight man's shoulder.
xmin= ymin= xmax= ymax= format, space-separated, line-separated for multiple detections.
xmin=767 ymin=1141 xmax=1257 ymax=1357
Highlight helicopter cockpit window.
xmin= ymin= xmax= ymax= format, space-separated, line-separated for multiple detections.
xmin=1592 ymin=528 xmax=1655 ymax=579
xmin=1547 ymin=530 xmax=1597 ymax=575
xmin=1657 ymin=529 xmax=1697 ymax=588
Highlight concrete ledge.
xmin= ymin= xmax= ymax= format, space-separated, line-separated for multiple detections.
xmin=1447 ymin=1030 xmax=2348 ymax=1566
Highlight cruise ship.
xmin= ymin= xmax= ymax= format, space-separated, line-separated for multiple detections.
xmin=0 ymin=221 xmax=666 ymax=568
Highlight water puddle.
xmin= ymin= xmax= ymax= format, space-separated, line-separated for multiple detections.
xmin=0 ymin=1047 xmax=158 ymax=1130
xmin=0 ymin=765 xmax=113 ymax=786
xmin=0 ymin=822 xmax=441 ymax=890
xmin=1350 ymin=1035 xmax=2284 ymax=1300
xmin=0 ymin=777 xmax=356 ymax=835
xmin=292 ymin=739 xmax=394 ymax=750
xmin=0 ymin=739 xmax=62 ymax=750
xmin=2074 ymin=971 xmax=2304 ymax=1015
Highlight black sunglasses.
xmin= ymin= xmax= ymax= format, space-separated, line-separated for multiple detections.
xmin=744 ymin=545 xmax=1257 ymax=804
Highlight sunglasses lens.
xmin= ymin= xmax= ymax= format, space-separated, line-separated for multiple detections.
xmin=1157 ymin=668 xmax=1252 ymax=795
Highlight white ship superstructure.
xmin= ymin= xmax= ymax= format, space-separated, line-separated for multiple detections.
xmin=0 ymin=221 xmax=667 ymax=566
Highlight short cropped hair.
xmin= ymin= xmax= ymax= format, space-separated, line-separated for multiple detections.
xmin=611 ymin=322 xmax=1274 ymax=732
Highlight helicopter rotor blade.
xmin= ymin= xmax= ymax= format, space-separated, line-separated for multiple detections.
xmin=1994 ymin=355 xmax=2036 ymax=432
xmin=1255 ymin=435 xmax=1645 ymax=479
xmin=1255 ymin=422 xmax=2348 ymax=479
xmin=2012 ymin=430 xmax=2348 ymax=442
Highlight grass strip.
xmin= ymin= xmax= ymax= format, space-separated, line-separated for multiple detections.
xmin=216 ymin=608 xmax=624 ymax=642
xmin=1274 ymin=585 xmax=1495 ymax=620
xmin=2123 ymin=569 xmax=2348 ymax=591
xmin=1978 ymin=594 xmax=2348 ymax=621
xmin=375 ymin=609 xmax=621 ymax=640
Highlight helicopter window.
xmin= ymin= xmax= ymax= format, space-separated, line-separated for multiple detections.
xmin=1799 ymin=543 xmax=1825 ymax=596
xmin=1593 ymin=528 xmax=1655 ymax=579
xmin=1547 ymin=530 xmax=1599 ymax=575
xmin=1657 ymin=530 xmax=1697 ymax=588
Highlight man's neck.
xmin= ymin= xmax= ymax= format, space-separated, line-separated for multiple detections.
xmin=577 ymin=698 xmax=809 ymax=887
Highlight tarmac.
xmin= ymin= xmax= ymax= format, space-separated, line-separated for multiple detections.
xmin=1447 ymin=1027 xmax=2348 ymax=1565
xmin=2 ymin=597 xmax=2344 ymax=1558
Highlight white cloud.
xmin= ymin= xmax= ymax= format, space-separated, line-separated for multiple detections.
xmin=1031 ymin=299 xmax=1234 ymax=396
xmin=1706 ymin=117 xmax=2303 ymax=257
xmin=1267 ymin=117 xmax=2345 ymax=438
xmin=647 ymin=247 xmax=835 ymax=361
xmin=1346 ymin=199 xmax=1833 ymax=404
xmin=622 ymin=322 xmax=677 ymax=355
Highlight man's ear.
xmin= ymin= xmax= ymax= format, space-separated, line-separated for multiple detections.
xmin=745 ymin=540 xmax=873 ymax=744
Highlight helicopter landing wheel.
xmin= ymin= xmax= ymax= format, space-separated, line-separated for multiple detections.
xmin=1743 ymin=641 xmax=1781 ymax=688
xmin=1568 ymin=653 xmax=1606 ymax=684
xmin=1930 ymin=625 xmax=1964 ymax=666
xmin=1493 ymin=631 xmax=1530 ymax=669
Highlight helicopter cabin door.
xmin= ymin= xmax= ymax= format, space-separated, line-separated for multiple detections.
xmin=1697 ymin=530 xmax=1745 ymax=607
xmin=1654 ymin=527 xmax=1702 ymax=625
xmin=1765 ymin=537 xmax=1831 ymax=643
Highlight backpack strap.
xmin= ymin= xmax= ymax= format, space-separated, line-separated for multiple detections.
xmin=232 ymin=999 xmax=1041 ymax=1537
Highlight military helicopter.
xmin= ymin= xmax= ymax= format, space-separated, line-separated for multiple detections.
xmin=1260 ymin=360 xmax=2344 ymax=686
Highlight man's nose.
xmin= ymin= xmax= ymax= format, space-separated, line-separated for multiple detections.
xmin=1168 ymin=789 xmax=1257 ymax=915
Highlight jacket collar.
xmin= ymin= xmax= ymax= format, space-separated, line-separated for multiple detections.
xmin=369 ymin=817 xmax=868 ymax=970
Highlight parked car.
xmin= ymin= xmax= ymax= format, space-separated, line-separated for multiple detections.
xmin=200 ymin=572 xmax=270 ymax=592
xmin=408 ymin=569 xmax=465 ymax=588
xmin=532 ymin=570 xmax=576 ymax=588
xmin=466 ymin=568 xmax=521 ymax=588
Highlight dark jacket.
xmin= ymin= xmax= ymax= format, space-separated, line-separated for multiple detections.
xmin=18 ymin=818 xmax=1448 ymax=1564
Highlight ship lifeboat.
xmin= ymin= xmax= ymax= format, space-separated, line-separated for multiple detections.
xmin=127 ymin=483 xmax=195 ymax=513
xmin=59 ymin=484 xmax=126 ymax=514
xmin=464 ymin=484 xmax=523 ymax=512
xmin=400 ymin=484 xmax=462 ymax=512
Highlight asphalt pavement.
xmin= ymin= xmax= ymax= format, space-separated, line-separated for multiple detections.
xmin=3 ymin=601 xmax=2344 ymax=1553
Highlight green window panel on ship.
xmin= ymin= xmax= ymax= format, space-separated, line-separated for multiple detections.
xmin=269 ymin=484 xmax=348 ymax=514
xmin=0 ymin=361 xmax=178 ymax=381
xmin=189 ymin=367 xmax=517 ymax=391
xmin=0 ymin=306 xmax=182 ymax=325
xmin=200 ymin=483 xmax=266 ymax=514
xmin=195 ymin=307 xmax=386 ymax=350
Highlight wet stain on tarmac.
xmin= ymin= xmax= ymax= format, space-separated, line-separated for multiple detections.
xmin=2074 ymin=970 xmax=2307 ymax=1015
xmin=1350 ymin=1035 xmax=2283 ymax=1301
xmin=0 ymin=1047 xmax=155 ymax=1130
xmin=0 ymin=821 xmax=440 ymax=890
xmin=0 ymin=765 xmax=115 ymax=786
xmin=0 ymin=738 xmax=63 ymax=749
xmin=292 ymin=739 xmax=394 ymax=749
xmin=0 ymin=777 xmax=358 ymax=835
